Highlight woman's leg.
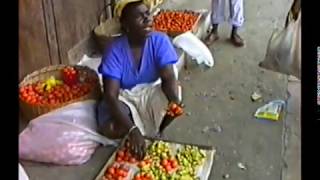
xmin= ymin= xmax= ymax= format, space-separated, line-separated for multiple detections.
xmin=205 ymin=0 xmax=225 ymax=45
xmin=229 ymin=0 xmax=245 ymax=47
xmin=97 ymin=100 xmax=133 ymax=139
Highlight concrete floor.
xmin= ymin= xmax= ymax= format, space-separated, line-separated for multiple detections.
xmin=19 ymin=0 xmax=301 ymax=180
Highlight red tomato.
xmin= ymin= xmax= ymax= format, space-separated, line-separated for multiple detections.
xmin=119 ymin=169 xmax=128 ymax=177
xmin=22 ymin=92 xmax=28 ymax=98
xmin=106 ymin=174 xmax=113 ymax=179
xmin=116 ymin=156 xmax=122 ymax=162
xmin=28 ymin=90 xmax=35 ymax=96
xmin=124 ymin=156 xmax=129 ymax=162
xmin=117 ymin=150 xmax=125 ymax=158
xmin=25 ymin=96 xmax=32 ymax=103
xmin=171 ymin=103 xmax=177 ymax=110
xmin=165 ymin=164 xmax=172 ymax=172
xmin=30 ymin=97 xmax=37 ymax=105
xmin=138 ymin=161 xmax=146 ymax=168
xmin=161 ymin=159 xmax=169 ymax=166
xmin=115 ymin=169 xmax=122 ymax=176
xmin=171 ymin=160 xmax=178 ymax=168
xmin=108 ymin=167 xmax=115 ymax=175
xmin=134 ymin=175 xmax=142 ymax=180
xmin=129 ymin=157 xmax=136 ymax=164
xmin=48 ymin=94 xmax=54 ymax=99
xmin=111 ymin=163 xmax=118 ymax=168
xmin=65 ymin=86 xmax=71 ymax=92
xmin=49 ymin=99 xmax=56 ymax=105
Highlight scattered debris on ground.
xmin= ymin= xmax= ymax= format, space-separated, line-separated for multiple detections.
xmin=223 ymin=174 xmax=230 ymax=179
xmin=237 ymin=162 xmax=247 ymax=170
xmin=254 ymin=100 xmax=286 ymax=121
xmin=202 ymin=124 xmax=223 ymax=134
xmin=251 ymin=92 xmax=262 ymax=102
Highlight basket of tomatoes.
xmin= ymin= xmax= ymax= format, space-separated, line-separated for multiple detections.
xmin=153 ymin=10 xmax=202 ymax=37
xmin=19 ymin=64 xmax=102 ymax=121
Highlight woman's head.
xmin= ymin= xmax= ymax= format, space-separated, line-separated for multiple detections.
xmin=118 ymin=1 xmax=153 ymax=39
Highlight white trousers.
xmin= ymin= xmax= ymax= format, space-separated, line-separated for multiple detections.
xmin=211 ymin=0 xmax=244 ymax=27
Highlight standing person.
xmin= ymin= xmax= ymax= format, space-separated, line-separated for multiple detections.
xmin=205 ymin=0 xmax=245 ymax=47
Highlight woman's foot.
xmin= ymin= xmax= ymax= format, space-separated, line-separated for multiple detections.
xmin=230 ymin=33 xmax=245 ymax=47
xmin=205 ymin=33 xmax=220 ymax=46
xmin=204 ymin=24 xmax=219 ymax=46
xmin=230 ymin=26 xmax=245 ymax=47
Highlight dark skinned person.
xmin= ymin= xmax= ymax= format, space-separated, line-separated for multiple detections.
xmin=97 ymin=0 xmax=183 ymax=160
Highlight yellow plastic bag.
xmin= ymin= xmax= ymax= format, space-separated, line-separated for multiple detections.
xmin=254 ymin=100 xmax=286 ymax=121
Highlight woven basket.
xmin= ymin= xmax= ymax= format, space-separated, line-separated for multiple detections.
xmin=19 ymin=64 xmax=102 ymax=122
xmin=94 ymin=17 xmax=122 ymax=53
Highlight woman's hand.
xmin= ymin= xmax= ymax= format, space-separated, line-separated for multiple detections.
xmin=128 ymin=127 xmax=146 ymax=160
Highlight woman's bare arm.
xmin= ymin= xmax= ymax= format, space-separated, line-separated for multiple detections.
xmin=103 ymin=78 xmax=134 ymax=131
xmin=159 ymin=65 xmax=180 ymax=104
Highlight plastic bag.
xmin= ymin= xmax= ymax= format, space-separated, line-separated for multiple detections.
xmin=19 ymin=163 xmax=29 ymax=180
xmin=19 ymin=100 xmax=115 ymax=165
xmin=173 ymin=31 xmax=215 ymax=68
xmin=259 ymin=11 xmax=301 ymax=79
xmin=78 ymin=55 xmax=103 ymax=86
xmin=254 ymin=100 xmax=286 ymax=121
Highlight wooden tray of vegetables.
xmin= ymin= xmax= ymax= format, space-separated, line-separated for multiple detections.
xmin=152 ymin=9 xmax=202 ymax=37
xmin=95 ymin=136 xmax=216 ymax=180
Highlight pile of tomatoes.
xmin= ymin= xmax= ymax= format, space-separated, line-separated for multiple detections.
xmin=137 ymin=158 xmax=153 ymax=169
xmin=101 ymin=139 xmax=189 ymax=180
xmin=19 ymin=67 xmax=97 ymax=106
xmin=133 ymin=173 xmax=153 ymax=180
xmin=104 ymin=163 xmax=130 ymax=180
xmin=153 ymin=11 xmax=199 ymax=33
xmin=166 ymin=102 xmax=184 ymax=118
xmin=62 ymin=66 xmax=78 ymax=86
xmin=160 ymin=158 xmax=179 ymax=173
xmin=115 ymin=142 xmax=139 ymax=164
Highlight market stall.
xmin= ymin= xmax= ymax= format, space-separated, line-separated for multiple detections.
xmin=19 ymin=1 xmax=215 ymax=180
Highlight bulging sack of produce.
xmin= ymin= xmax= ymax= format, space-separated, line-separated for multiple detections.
xmin=259 ymin=11 xmax=301 ymax=79
xmin=173 ymin=31 xmax=214 ymax=68
xmin=19 ymin=100 xmax=115 ymax=165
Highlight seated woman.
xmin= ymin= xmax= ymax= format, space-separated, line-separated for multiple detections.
xmin=97 ymin=0 xmax=183 ymax=159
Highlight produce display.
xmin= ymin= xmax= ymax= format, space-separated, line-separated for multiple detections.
xmin=98 ymin=139 xmax=214 ymax=180
xmin=19 ymin=66 xmax=97 ymax=106
xmin=153 ymin=11 xmax=200 ymax=35
xmin=103 ymin=163 xmax=132 ymax=180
